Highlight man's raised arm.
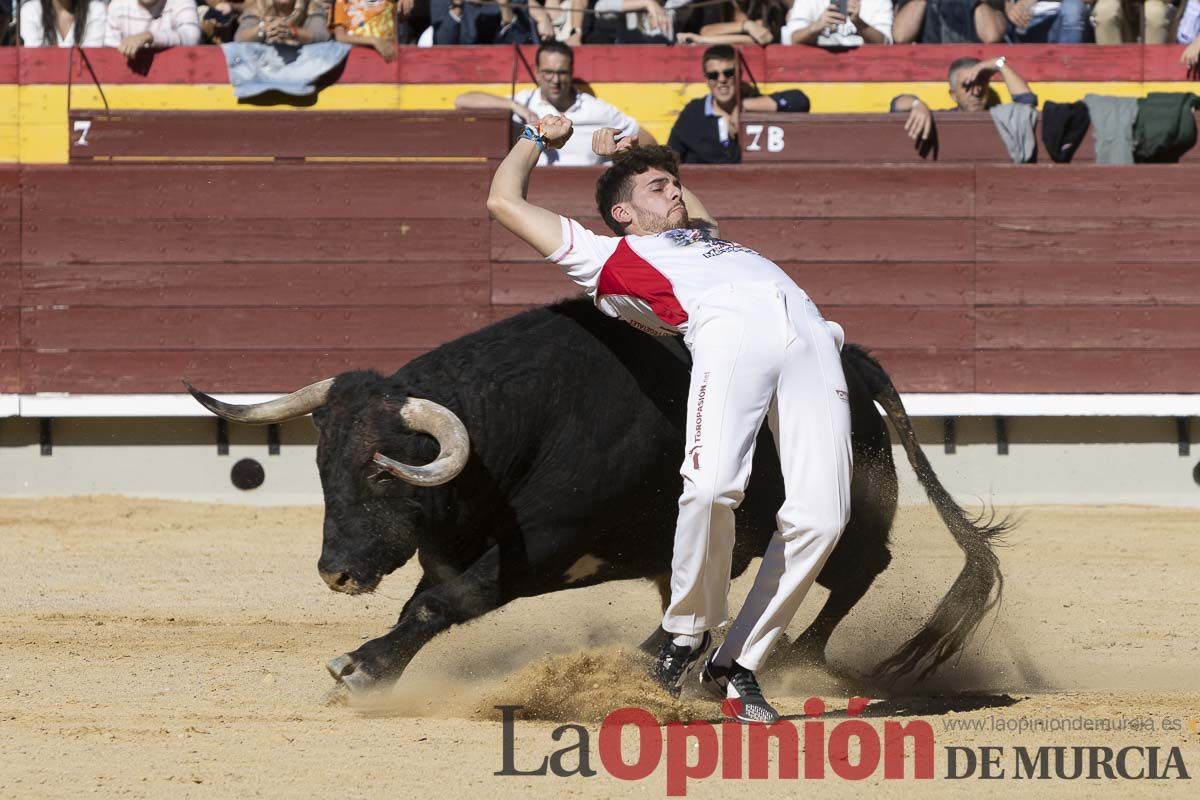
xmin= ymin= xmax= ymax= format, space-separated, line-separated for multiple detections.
xmin=486 ymin=116 xmax=574 ymax=258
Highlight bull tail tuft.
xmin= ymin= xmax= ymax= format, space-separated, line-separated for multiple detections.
xmin=843 ymin=345 xmax=1014 ymax=685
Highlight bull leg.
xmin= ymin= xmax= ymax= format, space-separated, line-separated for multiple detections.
xmin=327 ymin=546 xmax=505 ymax=694
xmin=785 ymin=547 xmax=891 ymax=666
xmin=636 ymin=573 xmax=673 ymax=655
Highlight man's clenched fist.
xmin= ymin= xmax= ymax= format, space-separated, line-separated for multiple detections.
xmin=538 ymin=115 xmax=574 ymax=149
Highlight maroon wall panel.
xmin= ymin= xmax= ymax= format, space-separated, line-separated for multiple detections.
xmin=13 ymin=163 xmax=1200 ymax=396
xmin=21 ymin=262 xmax=490 ymax=307
xmin=976 ymin=217 xmax=1200 ymax=263
xmin=23 ymin=164 xmax=493 ymax=221
xmin=869 ymin=350 xmax=976 ymax=393
xmin=24 ymin=350 xmax=429 ymax=393
xmin=68 ymin=111 xmax=509 ymax=161
xmin=22 ymin=306 xmax=490 ymax=351
xmin=22 ymin=217 xmax=488 ymax=265
xmin=977 ymin=350 xmax=1200 ymax=393
xmin=976 ymin=262 xmax=1200 ymax=306
xmin=975 ymin=165 xmax=1197 ymax=218
xmin=978 ymin=307 xmax=1200 ymax=350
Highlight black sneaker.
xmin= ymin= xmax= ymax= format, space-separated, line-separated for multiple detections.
xmin=649 ymin=631 xmax=712 ymax=698
xmin=700 ymin=653 xmax=780 ymax=723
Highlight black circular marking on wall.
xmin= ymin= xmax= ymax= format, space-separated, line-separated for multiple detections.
xmin=231 ymin=458 xmax=266 ymax=491
xmin=1193 ymin=461 xmax=1200 ymax=487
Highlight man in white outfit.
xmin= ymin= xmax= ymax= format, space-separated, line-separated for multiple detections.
xmin=487 ymin=116 xmax=852 ymax=724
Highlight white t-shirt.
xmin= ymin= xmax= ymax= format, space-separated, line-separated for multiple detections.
xmin=547 ymin=217 xmax=798 ymax=337
xmin=103 ymin=0 xmax=201 ymax=47
xmin=19 ymin=0 xmax=107 ymax=46
xmin=513 ymin=88 xmax=641 ymax=167
xmin=780 ymin=0 xmax=893 ymax=45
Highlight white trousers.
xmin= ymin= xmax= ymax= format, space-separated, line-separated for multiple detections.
xmin=661 ymin=282 xmax=853 ymax=672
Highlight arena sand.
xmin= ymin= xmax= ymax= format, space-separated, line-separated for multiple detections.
xmin=0 ymin=497 xmax=1197 ymax=798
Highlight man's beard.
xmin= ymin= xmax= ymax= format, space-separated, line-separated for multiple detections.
xmin=638 ymin=206 xmax=690 ymax=234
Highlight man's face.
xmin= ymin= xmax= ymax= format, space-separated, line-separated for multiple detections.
xmin=949 ymin=67 xmax=989 ymax=112
xmin=536 ymin=53 xmax=574 ymax=108
xmin=616 ymin=168 xmax=689 ymax=235
xmin=704 ymin=58 xmax=739 ymax=106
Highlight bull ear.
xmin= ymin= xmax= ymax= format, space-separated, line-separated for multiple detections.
xmin=373 ymin=398 xmax=470 ymax=487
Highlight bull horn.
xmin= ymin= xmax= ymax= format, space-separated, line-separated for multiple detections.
xmin=373 ymin=398 xmax=470 ymax=487
xmin=183 ymin=378 xmax=334 ymax=424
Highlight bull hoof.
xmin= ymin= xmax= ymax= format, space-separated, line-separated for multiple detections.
xmin=327 ymin=653 xmax=357 ymax=681
xmin=326 ymin=653 xmax=386 ymax=695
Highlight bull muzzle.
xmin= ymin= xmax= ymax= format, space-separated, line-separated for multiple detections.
xmin=319 ymin=568 xmax=378 ymax=595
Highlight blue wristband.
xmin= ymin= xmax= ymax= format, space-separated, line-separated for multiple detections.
xmin=520 ymin=124 xmax=548 ymax=153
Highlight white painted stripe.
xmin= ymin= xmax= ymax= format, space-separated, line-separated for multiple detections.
xmin=897 ymin=394 xmax=1200 ymax=418
xmin=1 ymin=393 xmax=1197 ymax=419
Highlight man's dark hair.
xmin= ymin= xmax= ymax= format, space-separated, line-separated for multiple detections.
xmin=947 ymin=56 xmax=980 ymax=85
xmin=702 ymin=44 xmax=737 ymax=68
xmin=595 ymin=146 xmax=681 ymax=235
xmin=536 ymin=41 xmax=574 ymax=69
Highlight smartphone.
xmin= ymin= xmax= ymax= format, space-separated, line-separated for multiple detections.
xmin=834 ymin=0 xmax=848 ymax=14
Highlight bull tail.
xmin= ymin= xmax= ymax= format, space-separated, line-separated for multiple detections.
xmin=844 ymin=345 xmax=1013 ymax=685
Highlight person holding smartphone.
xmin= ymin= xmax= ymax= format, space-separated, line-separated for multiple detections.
xmin=780 ymin=0 xmax=892 ymax=44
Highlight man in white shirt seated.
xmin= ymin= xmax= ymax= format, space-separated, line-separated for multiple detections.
xmin=780 ymin=0 xmax=892 ymax=45
xmin=455 ymin=41 xmax=657 ymax=166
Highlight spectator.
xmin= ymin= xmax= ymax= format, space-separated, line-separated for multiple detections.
xmin=667 ymin=44 xmax=810 ymax=164
xmin=234 ymin=0 xmax=331 ymax=43
xmin=430 ymin=0 xmax=537 ymax=43
xmin=1002 ymin=0 xmax=1090 ymax=42
xmin=893 ymin=0 xmax=1004 ymax=42
xmin=1093 ymin=0 xmax=1172 ymax=42
xmin=2 ymin=0 xmax=12 ymax=44
xmin=582 ymin=0 xmax=679 ymax=43
xmin=104 ymin=0 xmax=201 ymax=55
xmin=331 ymin=0 xmax=396 ymax=60
xmin=781 ymin=0 xmax=892 ymax=44
xmin=1178 ymin=0 xmax=1199 ymax=54
xmin=196 ymin=0 xmax=240 ymax=43
xmin=19 ymin=0 xmax=106 ymax=45
xmin=892 ymin=56 xmax=1037 ymax=142
xmin=455 ymin=41 xmax=656 ymax=165
xmin=674 ymin=0 xmax=787 ymax=44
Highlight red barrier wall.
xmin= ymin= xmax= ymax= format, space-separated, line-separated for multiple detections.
xmin=7 ymin=43 xmax=1195 ymax=85
xmin=7 ymin=162 xmax=1200 ymax=395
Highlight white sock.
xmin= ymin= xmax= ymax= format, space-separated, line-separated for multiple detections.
xmin=671 ymin=633 xmax=704 ymax=649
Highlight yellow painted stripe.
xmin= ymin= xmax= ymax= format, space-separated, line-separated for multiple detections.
xmin=9 ymin=80 xmax=1194 ymax=164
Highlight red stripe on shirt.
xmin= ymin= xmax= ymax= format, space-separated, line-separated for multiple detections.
xmin=597 ymin=239 xmax=687 ymax=327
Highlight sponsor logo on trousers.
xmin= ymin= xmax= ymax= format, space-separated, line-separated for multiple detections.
xmin=691 ymin=371 xmax=710 ymax=469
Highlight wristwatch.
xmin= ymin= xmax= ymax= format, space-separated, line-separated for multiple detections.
xmin=994 ymin=55 xmax=1007 ymax=71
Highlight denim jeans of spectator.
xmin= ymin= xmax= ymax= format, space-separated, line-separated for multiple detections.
xmin=1006 ymin=0 xmax=1090 ymax=42
xmin=431 ymin=0 xmax=537 ymax=43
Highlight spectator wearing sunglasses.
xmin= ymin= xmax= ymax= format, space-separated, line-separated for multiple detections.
xmin=667 ymin=44 xmax=810 ymax=164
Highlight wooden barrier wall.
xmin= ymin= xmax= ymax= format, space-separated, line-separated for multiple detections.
xmin=4 ymin=162 xmax=1200 ymax=395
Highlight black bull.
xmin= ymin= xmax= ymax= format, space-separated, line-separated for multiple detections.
xmin=189 ymin=298 xmax=1008 ymax=695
